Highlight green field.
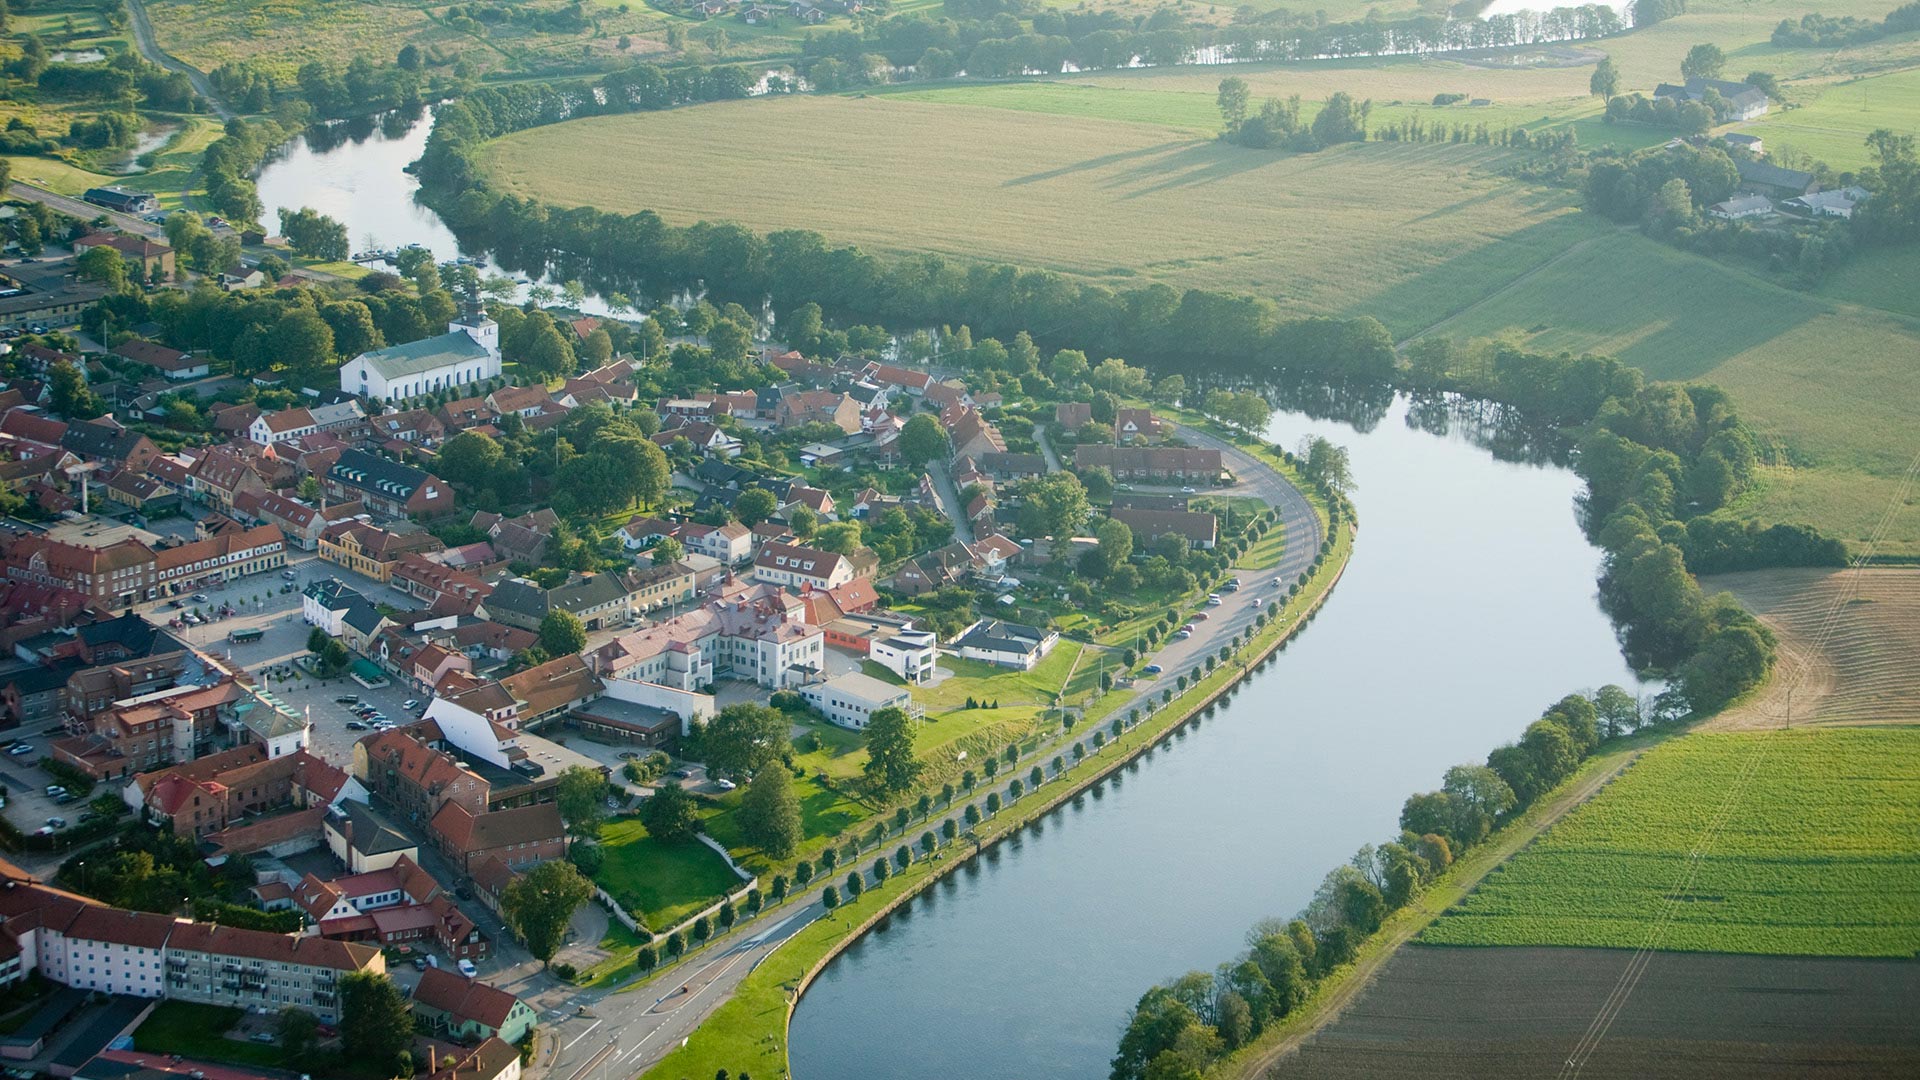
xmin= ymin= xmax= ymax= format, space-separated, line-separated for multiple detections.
xmin=701 ymin=766 xmax=874 ymax=869
xmin=1426 ymin=229 xmax=1920 ymax=555
xmin=482 ymin=94 xmax=1608 ymax=327
xmin=1740 ymin=64 xmax=1920 ymax=171
xmin=596 ymin=816 xmax=744 ymax=928
xmin=1420 ymin=728 xmax=1920 ymax=956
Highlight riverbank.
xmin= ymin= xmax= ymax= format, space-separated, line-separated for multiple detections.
xmin=633 ymin=472 xmax=1354 ymax=1080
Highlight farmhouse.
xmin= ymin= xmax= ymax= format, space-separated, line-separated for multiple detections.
xmin=340 ymin=303 xmax=502 ymax=402
xmin=1709 ymin=195 xmax=1772 ymax=220
xmin=1735 ymin=158 xmax=1816 ymax=197
xmin=1653 ymin=77 xmax=1768 ymax=121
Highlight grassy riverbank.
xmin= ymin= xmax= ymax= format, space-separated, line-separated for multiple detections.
xmin=632 ymin=475 xmax=1350 ymax=1080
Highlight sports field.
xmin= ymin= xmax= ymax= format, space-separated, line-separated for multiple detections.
xmin=1419 ymin=728 xmax=1920 ymax=956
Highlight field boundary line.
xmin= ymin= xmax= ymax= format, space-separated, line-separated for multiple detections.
xmin=1219 ymin=735 xmax=1655 ymax=1080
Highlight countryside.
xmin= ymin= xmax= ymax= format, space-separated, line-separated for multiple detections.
xmin=0 ymin=0 xmax=1909 ymax=1079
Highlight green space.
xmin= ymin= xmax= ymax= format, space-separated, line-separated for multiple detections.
xmin=595 ymin=815 xmax=744 ymax=929
xmin=1740 ymin=64 xmax=1920 ymax=172
xmin=132 ymin=1002 xmax=290 ymax=1071
xmin=701 ymin=766 xmax=874 ymax=869
xmin=1421 ymin=728 xmax=1920 ymax=956
xmin=1426 ymin=229 xmax=1920 ymax=557
xmin=1236 ymin=524 xmax=1290 ymax=571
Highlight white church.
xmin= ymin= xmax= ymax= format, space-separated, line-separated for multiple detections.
xmin=339 ymin=302 xmax=501 ymax=402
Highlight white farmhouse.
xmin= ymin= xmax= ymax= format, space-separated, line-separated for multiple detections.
xmin=340 ymin=303 xmax=501 ymax=402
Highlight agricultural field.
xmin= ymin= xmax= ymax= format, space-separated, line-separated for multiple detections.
xmin=1739 ymin=64 xmax=1920 ymax=172
xmin=1701 ymin=567 xmax=1920 ymax=731
xmin=481 ymin=94 xmax=1609 ymax=326
xmin=1267 ymin=945 xmax=1920 ymax=1080
xmin=1419 ymin=728 xmax=1920 ymax=956
xmin=1424 ymin=229 xmax=1920 ymax=556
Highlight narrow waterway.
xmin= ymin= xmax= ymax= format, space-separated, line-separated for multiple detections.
xmin=786 ymin=394 xmax=1642 ymax=1080
xmin=248 ymin=113 xmax=1643 ymax=1080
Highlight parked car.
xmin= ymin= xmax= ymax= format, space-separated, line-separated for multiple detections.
xmin=336 ymin=695 xmax=360 ymax=704
xmin=715 ymin=779 xmax=737 ymax=792
xmin=166 ymin=598 xmax=185 ymax=609
xmin=1180 ymin=486 xmax=1197 ymax=494
xmin=1193 ymin=612 xmax=1210 ymax=622
xmin=249 ymin=1033 xmax=276 ymax=1044
xmin=413 ymin=957 xmax=428 ymax=971
xmin=281 ymin=570 xmax=298 ymax=580
xmin=1142 ymin=664 xmax=1163 ymax=675
xmin=45 ymin=817 xmax=65 ymax=829
xmin=345 ymin=721 xmax=367 ymax=731
xmin=7 ymin=744 xmax=32 ymax=756
xmin=669 ymin=768 xmax=691 ymax=779
xmin=191 ymin=593 xmax=209 ymax=603
xmin=402 ymin=700 xmax=419 ymax=710
xmin=457 ymin=959 xmax=477 ymax=978
xmin=617 ymin=751 xmax=639 ymax=760
xmin=1174 ymin=629 xmax=1192 ymax=640
xmin=45 ymin=785 xmax=65 ymax=797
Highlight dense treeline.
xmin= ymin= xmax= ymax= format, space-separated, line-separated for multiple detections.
xmin=1113 ymin=685 xmax=1665 ymax=1080
xmin=1112 ymin=357 xmax=1805 ymax=1080
xmin=416 ymin=86 xmax=1401 ymax=379
xmin=1217 ymin=75 xmax=1582 ymax=153
xmin=1771 ymin=3 xmax=1920 ymax=46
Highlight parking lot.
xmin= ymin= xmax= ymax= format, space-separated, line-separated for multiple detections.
xmin=0 ymin=738 xmax=89 ymax=840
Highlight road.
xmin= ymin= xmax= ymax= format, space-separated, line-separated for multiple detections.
xmin=9 ymin=182 xmax=170 ymax=239
xmin=926 ymin=457 xmax=974 ymax=545
xmin=122 ymin=0 xmax=233 ymax=121
xmin=528 ymin=420 xmax=1323 ymax=1079
xmin=1033 ymin=423 xmax=1064 ymax=472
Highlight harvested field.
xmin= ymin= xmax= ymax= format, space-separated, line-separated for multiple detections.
xmin=1703 ymin=567 xmax=1920 ymax=731
xmin=1264 ymin=945 xmax=1920 ymax=1080
xmin=1418 ymin=728 xmax=1920 ymax=956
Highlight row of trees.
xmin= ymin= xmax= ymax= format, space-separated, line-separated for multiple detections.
xmin=417 ymin=98 xmax=1400 ymax=380
xmin=1217 ymin=81 xmax=1370 ymax=152
xmin=1770 ymin=3 xmax=1920 ymax=47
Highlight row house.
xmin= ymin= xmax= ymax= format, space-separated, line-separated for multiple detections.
xmin=1073 ymin=444 xmax=1226 ymax=482
xmin=61 ymin=420 xmax=158 ymax=473
xmin=319 ymin=519 xmax=441 ymax=583
xmin=152 ymin=524 xmax=287 ymax=594
xmin=188 ymin=445 xmax=271 ymax=511
xmin=392 ymin=554 xmax=493 ymax=615
xmin=0 ymin=873 xmax=384 ymax=1024
xmin=294 ymin=853 xmax=488 ymax=961
xmin=231 ymin=489 xmax=363 ymax=551
xmin=429 ymin=800 xmax=567 ymax=875
xmin=3 ymin=534 xmax=157 ymax=609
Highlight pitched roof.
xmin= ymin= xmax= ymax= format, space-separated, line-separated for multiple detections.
xmin=355 ymin=330 xmax=492 ymax=380
xmin=113 ymin=339 xmax=197 ymax=372
xmin=413 ymin=966 xmax=528 ymax=1030
xmin=431 ymin=800 xmax=563 ymax=855
xmin=327 ymin=449 xmax=438 ymax=501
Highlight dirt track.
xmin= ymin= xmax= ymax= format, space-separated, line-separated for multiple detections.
xmin=1700 ymin=566 xmax=1920 ymax=731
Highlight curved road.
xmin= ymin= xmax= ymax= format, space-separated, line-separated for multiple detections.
xmin=532 ymin=420 xmax=1326 ymax=1080
xmin=123 ymin=0 xmax=233 ymax=120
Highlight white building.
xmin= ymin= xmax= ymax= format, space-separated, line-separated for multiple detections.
xmin=683 ymin=521 xmax=755 ymax=565
xmin=753 ymin=540 xmax=854 ymax=591
xmin=953 ymin=619 xmax=1060 ymax=670
xmin=248 ymin=408 xmax=319 ymax=445
xmin=339 ymin=304 xmax=501 ymax=402
xmin=302 ymin=578 xmax=364 ymax=636
xmin=872 ymin=629 xmax=938 ymax=685
xmin=587 ymin=586 xmax=826 ymax=691
xmin=799 ymin=671 xmax=918 ymax=729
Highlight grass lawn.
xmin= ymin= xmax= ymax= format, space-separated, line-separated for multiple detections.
xmin=1237 ymin=524 xmax=1290 ymax=571
xmin=1420 ymin=727 xmax=1920 ymax=956
xmin=703 ymin=767 xmax=875 ymax=871
xmin=596 ymin=816 xmax=744 ymax=930
xmin=132 ymin=1002 xmax=288 ymax=1071
xmin=6 ymin=114 xmax=223 ymax=211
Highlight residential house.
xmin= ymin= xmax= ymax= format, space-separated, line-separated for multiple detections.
xmin=953 ymin=619 xmax=1059 ymax=669
xmin=1109 ymin=507 xmax=1219 ymax=550
xmin=111 ymin=340 xmax=207 ymax=380
xmin=319 ymin=520 xmax=440 ymax=582
xmin=325 ymin=450 xmax=454 ymax=519
xmin=247 ymin=408 xmax=319 ymax=445
xmin=681 ymin=521 xmax=754 ymax=564
xmin=871 ymin=629 xmax=937 ymax=684
xmin=1113 ymin=408 xmax=1161 ymax=444
xmin=61 ymin=421 xmax=158 ymax=473
xmin=753 ymin=541 xmax=853 ymax=591
xmin=411 ymin=967 xmax=538 ymax=1044
xmin=72 ymin=232 xmax=175 ymax=278
xmin=429 ymin=800 xmax=567 ymax=874
xmin=1073 ymin=445 xmax=1224 ymax=483
xmin=774 ymin=390 xmax=860 ymax=434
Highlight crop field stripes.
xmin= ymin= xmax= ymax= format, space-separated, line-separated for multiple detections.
xmin=1557 ymin=448 xmax=1920 ymax=1078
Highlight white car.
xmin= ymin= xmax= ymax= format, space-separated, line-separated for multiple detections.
xmin=715 ymin=778 xmax=737 ymax=792
xmin=457 ymin=958 xmax=477 ymax=977
xmin=403 ymin=700 xmax=419 ymax=710
xmin=7 ymin=744 xmax=32 ymax=756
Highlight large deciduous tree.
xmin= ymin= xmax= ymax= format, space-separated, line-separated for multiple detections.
xmin=502 ymin=859 xmax=593 ymax=967
xmin=340 ymin=972 xmax=412 ymax=1069
xmin=739 ymin=764 xmax=803 ymax=859
xmin=863 ymin=706 xmax=922 ymax=796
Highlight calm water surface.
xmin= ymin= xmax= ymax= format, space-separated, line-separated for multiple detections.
xmin=787 ymin=396 xmax=1642 ymax=1080
xmin=251 ymin=120 xmax=1640 ymax=1079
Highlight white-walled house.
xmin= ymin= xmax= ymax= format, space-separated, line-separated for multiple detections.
xmin=871 ymin=629 xmax=938 ymax=685
xmin=340 ymin=305 xmax=501 ymax=402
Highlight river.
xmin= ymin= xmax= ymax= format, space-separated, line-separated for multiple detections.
xmin=786 ymin=393 xmax=1642 ymax=1080
xmin=252 ymin=114 xmax=1642 ymax=1080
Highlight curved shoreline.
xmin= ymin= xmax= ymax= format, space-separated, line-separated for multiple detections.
xmin=780 ymin=530 xmax=1355 ymax=1071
